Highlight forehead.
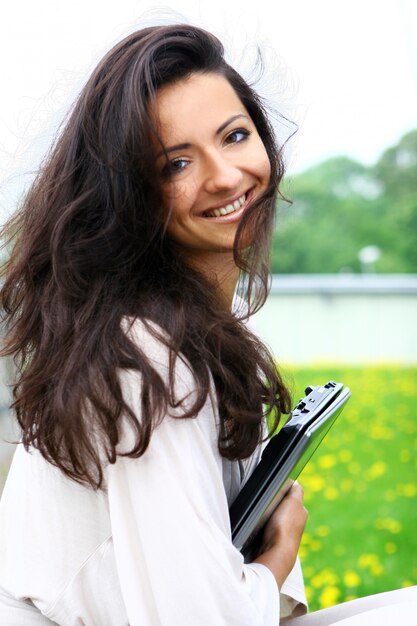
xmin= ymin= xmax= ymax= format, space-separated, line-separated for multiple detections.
xmin=151 ymin=73 xmax=250 ymax=141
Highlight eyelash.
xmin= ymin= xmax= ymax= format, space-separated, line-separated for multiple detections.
xmin=161 ymin=158 xmax=189 ymax=178
xmin=225 ymin=128 xmax=251 ymax=145
xmin=161 ymin=127 xmax=252 ymax=178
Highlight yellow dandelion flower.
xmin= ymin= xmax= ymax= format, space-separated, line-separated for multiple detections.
xmin=360 ymin=554 xmax=384 ymax=575
xmin=303 ymin=475 xmax=325 ymax=492
xmin=366 ymin=461 xmax=387 ymax=480
xmin=397 ymin=483 xmax=417 ymax=497
xmin=399 ymin=449 xmax=411 ymax=463
xmin=374 ymin=518 xmax=402 ymax=534
xmin=370 ymin=563 xmax=384 ymax=576
xmin=324 ymin=486 xmax=339 ymax=500
xmin=323 ymin=569 xmax=339 ymax=585
xmin=309 ymin=539 xmax=322 ymax=552
xmin=339 ymin=450 xmax=352 ymax=462
xmin=358 ymin=553 xmax=378 ymax=569
xmin=384 ymin=542 xmax=397 ymax=555
xmin=343 ymin=570 xmax=361 ymax=587
xmin=341 ymin=479 xmax=353 ymax=492
xmin=298 ymin=546 xmax=307 ymax=560
xmin=369 ymin=424 xmax=394 ymax=440
xmin=312 ymin=569 xmax=339 ymax=588
xmin=345 ymin=595 xmax=358 ymax=602
xmin=402 ymin=581 xmax=414 ymax=587
xmin=316 ymin=525 xmax=330 ymax=537
xmin=311 ymin=572 xmax=326 ymax=589
xmin=318 ymin=454 xmax=337 ymax=469
xmin=319 ymin=586 xmax=340 ymax=608
xmin=302 ymin=461 xmax=316 ymax=476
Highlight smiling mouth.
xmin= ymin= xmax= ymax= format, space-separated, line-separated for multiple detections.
xmin=202 ymin=190 xmax=251 ymax=219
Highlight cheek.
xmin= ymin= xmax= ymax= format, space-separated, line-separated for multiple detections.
xmin=247 ymin=135 xmax=271 ymax=184
xmin=257 ymin=145 xmax=272 ymax=182
xmin=163 ymin=185 xmax=192 ymax=234
xmin=163 ymin=179 xmax=198 ymax=218
xmin=161 ymin=182 xmax=176 ymax=208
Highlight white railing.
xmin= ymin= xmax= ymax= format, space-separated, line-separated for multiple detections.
xmin=255 ymin=274 xmax=417 ymax=364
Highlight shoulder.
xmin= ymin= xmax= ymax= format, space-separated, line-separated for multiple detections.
xmin=121 ymin=316 xmax=169 ymax=362
xmin=117 ymin=316 xmax=219 ymax=449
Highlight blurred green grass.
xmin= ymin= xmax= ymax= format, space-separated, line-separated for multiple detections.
xmin=282 ymin=365 xmax=417 ymax=610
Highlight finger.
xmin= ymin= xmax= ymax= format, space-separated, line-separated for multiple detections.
xmin=288 ymin=481 xmax=304 ymax=499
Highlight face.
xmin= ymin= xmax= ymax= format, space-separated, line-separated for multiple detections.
xmin=151 ymin=72 xmax=271 ymax=271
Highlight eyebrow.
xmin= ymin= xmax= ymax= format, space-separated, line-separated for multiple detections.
xmin=156 ymin=114 xmax=249 ymax=158
xmin=216 ymin=114 xmax=249 ymax=135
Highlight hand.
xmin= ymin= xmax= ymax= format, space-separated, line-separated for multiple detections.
xmin=252 ymin=482 xmax=308 ymax=588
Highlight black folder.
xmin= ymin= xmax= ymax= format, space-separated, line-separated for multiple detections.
xmin=229 ymin=381 xmax=351 ymax=562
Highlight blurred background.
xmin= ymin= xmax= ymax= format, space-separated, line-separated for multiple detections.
xmin=1 ymin=0 xmax=416 ymax=612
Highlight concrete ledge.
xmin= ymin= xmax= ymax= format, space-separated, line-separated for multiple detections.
xmin=269 ymin=274 xmax=417 ymax=295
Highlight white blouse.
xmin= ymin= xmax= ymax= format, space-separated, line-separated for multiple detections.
xmin=0 ymin=319 xmax=307 ymax=625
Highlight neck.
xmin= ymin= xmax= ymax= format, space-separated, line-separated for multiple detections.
xmin=214 ymin=261 xmax=240 ymax=310
xmin=185 ymin=251 xmax=240 ymax=310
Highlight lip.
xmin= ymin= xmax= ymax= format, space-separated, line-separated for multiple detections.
xmin=200 ymin=188 xmax=255 ymax=223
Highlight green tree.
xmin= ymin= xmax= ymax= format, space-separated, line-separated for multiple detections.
xmin=272 ymin=130 xmax=417 ymax=274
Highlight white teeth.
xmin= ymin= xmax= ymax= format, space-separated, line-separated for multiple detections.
xmin=206 ymin=193 xmax=247 ymax=218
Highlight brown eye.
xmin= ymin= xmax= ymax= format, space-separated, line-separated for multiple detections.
xmin=161 ymin=158 xmax=189 ymax=178
xmin=225 ymin=128 xmax=251 ymax=145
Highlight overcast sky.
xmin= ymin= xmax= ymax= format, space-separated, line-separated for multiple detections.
xmin=1 ymin=0 xmax=416 ymax=217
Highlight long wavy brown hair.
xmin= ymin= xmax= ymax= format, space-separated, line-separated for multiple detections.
xmin=0 ymin=24 xmax=291 ymax=488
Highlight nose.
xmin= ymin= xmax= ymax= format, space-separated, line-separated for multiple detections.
xmin=202 ymin=150 xmax=244 ymax=195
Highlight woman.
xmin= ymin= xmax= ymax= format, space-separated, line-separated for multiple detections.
xmin=1 ymin=23 xmax=415 ymax=626
xmin=0 ymin=23 xmax=308 ymax=625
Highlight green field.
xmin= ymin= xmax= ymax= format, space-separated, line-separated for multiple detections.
xmin=280 ymin=365 xmax=417 ymax=611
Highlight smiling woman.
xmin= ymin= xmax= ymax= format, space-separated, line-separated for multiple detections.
xmin=0 ymin=20 xmax=416 ymax=626
xmin=152 ymin=72 xmax=271 ymax=301
xmin=0 ymin=23 xmax=306 ymax=626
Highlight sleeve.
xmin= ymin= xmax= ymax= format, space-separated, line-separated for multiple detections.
xmin=105 ymin=365 xmax=280 ymax=626
xmin=0 ymin=585 xmax=59 ymax=626
xmin=280 ymin=558 xmax=308 ymax=618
